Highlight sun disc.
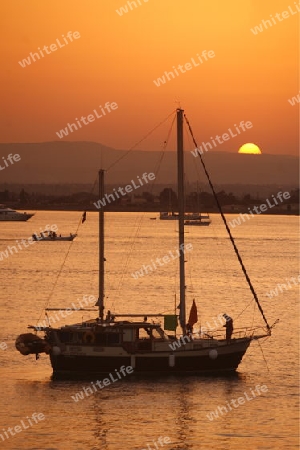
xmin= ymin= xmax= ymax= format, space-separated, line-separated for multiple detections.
xmin=238 ymin=143 xmax=262 ymax=154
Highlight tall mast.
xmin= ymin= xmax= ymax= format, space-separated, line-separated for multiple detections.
xmin=98 ymin=169 xmax=105 ymax=321
xmin=177 ymin=109 xmax=186 ymax=334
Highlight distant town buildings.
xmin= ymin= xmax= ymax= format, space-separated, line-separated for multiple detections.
xmin=0 ymin=186 xmax=298 ymax=214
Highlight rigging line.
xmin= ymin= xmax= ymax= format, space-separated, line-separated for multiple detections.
xmin=110 ymin=214 xmax=143 ymax=306
xmin=36 ymin=207 xmax=91 ymax=327
xmin=256 ymin=338 xmax=271 ymax=372
xmin=182 ymin=125 xmax=197 ymax=295
xmin=112 ymin=115 xmax=176 ymax=306
xmin=35 ymin=175 xmax=100 ymax=328
xmin=154 ymin=113 xmax=176 ymax=173
xmin=112 ymin=115 xmax=177 ymax=305
xmin=235 ymin=297 xmax=262 ymax=332
xmin=36 ymin=238 xmax=77 ymax=326
xmin=184 ymin=113 xmax=271 ymax=332
xmin=251 ymin=297 xmax=256 ymax=328
xmin=235 ymin=298 xmax=255 ymax=321
xmin=90 ymin=175 xmax=99 ymax=197
xmin=38 ymin=216 xmax=82 ymax=322
xmin=106 ymin=110 xmax=176 ymax=172
xmin=183 ymin=123 xmax=237 ymax=308
xmin=74 ymin=209 xmax=87 ymax=235
xmin=184 ymin=121 xmax=203 ymax=185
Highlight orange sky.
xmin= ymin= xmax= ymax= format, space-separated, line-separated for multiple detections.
xmin=0 ymin=0 xmax=299 ymax=155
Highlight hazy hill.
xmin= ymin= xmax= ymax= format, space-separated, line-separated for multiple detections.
xmin=0 ymin=142 xmax=298 ymax=187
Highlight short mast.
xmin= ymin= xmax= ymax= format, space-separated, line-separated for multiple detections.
xmin=177 ymin=109 xmax=186 ymax=334
xmin=98 ymin=169 xmax=105 ymax=321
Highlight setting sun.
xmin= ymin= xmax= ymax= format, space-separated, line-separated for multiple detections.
xmin=238 ymin=143 xmax=262 ymax=154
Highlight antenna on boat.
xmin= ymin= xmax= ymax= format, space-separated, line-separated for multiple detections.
xmin=96 ymin=169 xmax=105 ymax=321
xmin=177 ymin=108 xmax=186 ymax=334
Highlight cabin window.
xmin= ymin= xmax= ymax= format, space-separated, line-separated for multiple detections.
xmin=95 ymin=333 xmax=120 ymax=345
xmin=73 ymin=333 xmax=81 ymax=343
xmin=95 ymin=333 xmax=106 ymax=345
xmin=123 ymin=329 xmax=135 ymax=342
xmin=152 ymin=328 xmax=164 ymax=340
xmin=59 ymin=332 xmax=72 ymax=343
xmin=138 ymin=328 xmax=151 ymax=339
xmin=106 ymin=334 xmax=120 ymax=344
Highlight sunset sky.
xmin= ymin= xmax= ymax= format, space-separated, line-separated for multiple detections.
xmin=1 ymin=0 xmax=299 ymax=155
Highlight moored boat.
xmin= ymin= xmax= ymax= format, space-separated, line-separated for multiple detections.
xmin=160 ymin=211 xmax=204 ymax=220
xmin=31 ymin=230 xmax=77 ymax=241
xmin=184 ymin=213 xmax=211 ymax=226
xmin=16 ymin=109 xmax=276 ymax=377
xmin=0 ymin=205 xmax=34 ymax=221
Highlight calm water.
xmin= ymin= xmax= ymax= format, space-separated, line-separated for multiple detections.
xmin=0 ymin=212 xmax=299 ymax=450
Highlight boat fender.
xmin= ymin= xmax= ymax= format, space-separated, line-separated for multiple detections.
xmin=209 ymin=349 xmax=218 ymax=360
xmin=83 ymin=331 xmax=96 ymax=345
xmin=169 ymin=354 xmax=175 ymax=367
xmin=52 ymin=346 xmax=61 ymax=356
xmin=130 ymin=355 xmax=136 ymax=369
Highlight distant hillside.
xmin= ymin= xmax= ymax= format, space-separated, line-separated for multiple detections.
xmin=0 ymin=142 xmax=298 ymax=186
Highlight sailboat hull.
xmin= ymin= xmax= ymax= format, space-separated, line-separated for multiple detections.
xmin=49 ymin=338 xmax=251 ymax=377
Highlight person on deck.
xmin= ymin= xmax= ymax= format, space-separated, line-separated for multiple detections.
xmin=223 ymin=314 xmax=233 ymax=343
xmin=186 ymin=323 xmax=193 ymax=339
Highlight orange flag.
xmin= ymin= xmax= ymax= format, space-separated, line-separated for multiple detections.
xmin=188 ymin=300 xmax=198 ymax=327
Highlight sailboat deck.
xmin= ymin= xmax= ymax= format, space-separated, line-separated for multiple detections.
xmin=35 ymin=321 xmax=266 ymax=358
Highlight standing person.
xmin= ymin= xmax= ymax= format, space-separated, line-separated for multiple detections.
xmin=223 ymin=314 xmax=233 ymax=343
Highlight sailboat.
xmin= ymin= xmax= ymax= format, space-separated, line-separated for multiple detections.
xmin=184 ymin=215 xmax=211 ymax=226
xmin=159 ymin=211 xmax=207 ymax=221
xmin=160 ymin=179 xmax=211 ymax=225
xmin=15 ymin=109 xmax=275 ymax=376
xmin=184 ymin=182 xmax=211 ymax=226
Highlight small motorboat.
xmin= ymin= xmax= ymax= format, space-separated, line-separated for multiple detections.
xmin=32 ymin=230 xmax=77 ymax=241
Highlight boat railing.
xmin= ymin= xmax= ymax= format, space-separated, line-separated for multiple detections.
xmin=231 ymin=326 xmax=270 ymax=339
xmin=195 ymin=326 xmax=268 ymax=341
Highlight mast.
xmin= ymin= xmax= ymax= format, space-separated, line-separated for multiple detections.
xmin=98 ymin=169 xmax=105 ymax=321
xmin=177 ymin=109 xmax=186 ymax=334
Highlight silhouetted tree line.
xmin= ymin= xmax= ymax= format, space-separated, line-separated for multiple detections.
xmin=0 ymin=187 xmax=298 ymax=210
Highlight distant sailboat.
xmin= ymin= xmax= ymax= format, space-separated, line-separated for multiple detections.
xmin=16 ymin=109 xmax=276 ymax=376
xmin=184 ymin=214 xmax=211 ymax=226
xmin=184 ymin=182 xmax=211 ymax=226
xmin=160 ymin=184 xmax=211 ymax=225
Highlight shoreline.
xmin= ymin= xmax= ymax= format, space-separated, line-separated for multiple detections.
xmin=13 ymin=205 xmax=299 ymax=215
